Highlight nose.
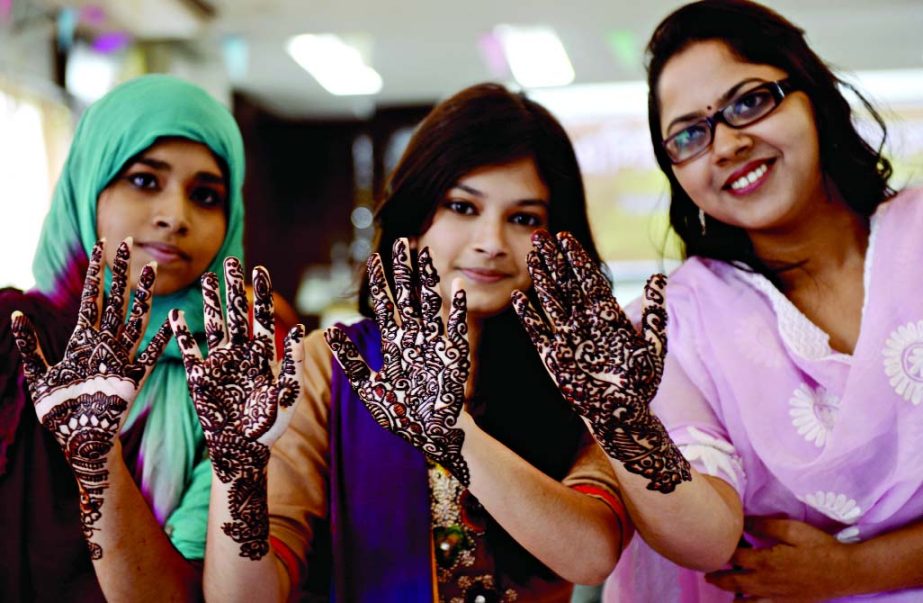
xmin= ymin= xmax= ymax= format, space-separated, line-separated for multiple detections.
xmin=472 ymin=216 xmax=509 ymax=259
xmin=711 ymin=121 xmax=752 ymax=163
xmin=153 ymin=186 xmax=191 ymax=235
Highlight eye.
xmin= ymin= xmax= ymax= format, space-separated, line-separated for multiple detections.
xmin=189 ymin=186 xmax=226 ymax=208
xmin=444 ymin=200 xmax=477 ymax=216
xmin=125 ymin=172 xmax=159 ymax=190
xmin=669 ymin=123 xmax=709 ymax=154
xmin=509 ymin=212 xmax=545 ymax=227
xmin=727 ymin=88 xmax=773 ymax=123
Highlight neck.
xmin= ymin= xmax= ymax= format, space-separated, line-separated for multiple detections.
xmin=747 ymin=190 xmax=869 ymax=292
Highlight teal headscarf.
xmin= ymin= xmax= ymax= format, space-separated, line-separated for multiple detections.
xmin=31 ymin=75 xmax=245 ymax=542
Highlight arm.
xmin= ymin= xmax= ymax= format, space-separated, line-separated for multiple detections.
xmin=614 ymin=469 xmax=742 ymax=571
xmin=170 ymin=259 xmax=307 ymax=603
xmin=11 ymin=239 xmax=201 ymax=601
xmin=82 ymin=441 xmax=203 ymax=601
xmin=512 ymin=231 xmax=742 ymax=571
xmin=706 ymin=517 xmax=923 ymax=600
xmin=458 ymin=413 xmax=623 ymax=584
xmin=325 ymin=240 xmax=623 ymax=584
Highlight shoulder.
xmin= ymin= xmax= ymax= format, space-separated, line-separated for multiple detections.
xmin=873 ymin=186 xmax=923 ymax=224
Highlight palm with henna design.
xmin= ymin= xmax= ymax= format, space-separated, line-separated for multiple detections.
xmin=170 ymin=258 xmax=306 ymax=560
xmin=324 ymin=238 xmax=472 ymax=485
xmin=11 ymin=238 xmax=172 ymax=559
xmin=512 ymin=230 xmax=690 ymax=493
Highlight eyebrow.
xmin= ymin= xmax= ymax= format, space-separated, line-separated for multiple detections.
xmin=451 ymin=183 xmax=549 ymax=208
xmin=665 ymin=77 xmax=770 ymax=134
xmin=130 ymin=157 xmax=225 ymax=185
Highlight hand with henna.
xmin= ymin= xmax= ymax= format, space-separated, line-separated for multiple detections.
xmin=11 ymin=238 xmax=172 ymax=559
xmin=169 ymin=258 xmax=306 ymax=560
xmin=511 ymin=230 xmax=690 ymax=493
xmin=324 ymin=238 xmax=472 ymax=485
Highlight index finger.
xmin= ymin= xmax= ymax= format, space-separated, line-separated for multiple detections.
xmin=640 ymin=273 xmax=668 ymax=358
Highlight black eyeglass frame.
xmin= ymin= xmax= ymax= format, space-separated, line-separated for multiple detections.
xmin=662 ymin=79 xmax=795 ymax=165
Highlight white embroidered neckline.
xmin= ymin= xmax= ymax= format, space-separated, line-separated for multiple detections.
xmin=732 ymin=208 xmax=883 ymax=362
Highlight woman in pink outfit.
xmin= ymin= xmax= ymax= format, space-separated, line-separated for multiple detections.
xmin=513 ymin=1 xmax=923 ymax=600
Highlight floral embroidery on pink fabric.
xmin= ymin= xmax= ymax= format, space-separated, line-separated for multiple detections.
xmin=788 ymin=384 xmax=840 ymax=447
xmin=883 ymin=320 xmax=923 ymax=405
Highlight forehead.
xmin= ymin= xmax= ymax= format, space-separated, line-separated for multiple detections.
xmin=454 ymin=157 xmax=549 ymax=202
xmin=658 ymin=40 xmax=788 ymax=127
xmin=137 ymin=138 xmax=223 ymax=173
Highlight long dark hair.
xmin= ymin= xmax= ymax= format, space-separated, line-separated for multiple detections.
xmin=646 ymin=0 xmax=894 ymax=285
xmin=360 ymin=82 xmax=604 ymax=584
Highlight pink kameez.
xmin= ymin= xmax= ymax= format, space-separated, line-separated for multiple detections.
xmin=606 ymin=187 xmax=923 ymax=602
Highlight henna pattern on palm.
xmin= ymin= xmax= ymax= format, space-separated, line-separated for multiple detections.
xmin=512 ymin=231 xmax=690 ymax=493
xmin=170 ymin=258 xmax=306 ymax=560
xmin=325 ymin=238 xmax=472 ymax=486
xmin=11 ymin=239 xmax=171 ymax=558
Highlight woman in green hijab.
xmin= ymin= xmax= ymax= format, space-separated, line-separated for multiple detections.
xmin=0 ymin=74 xmax=245 ymax=601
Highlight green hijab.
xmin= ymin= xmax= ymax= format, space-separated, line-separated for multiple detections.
xmin=31 ymin=74 xmax=245 ymax=525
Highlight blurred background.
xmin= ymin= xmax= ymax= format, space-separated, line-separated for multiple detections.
xmin=2 ymin=0 xmax=922 ymax=333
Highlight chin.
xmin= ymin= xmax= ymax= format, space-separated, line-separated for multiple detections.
xmin=464 ymin=297 xmax=512 ymax=320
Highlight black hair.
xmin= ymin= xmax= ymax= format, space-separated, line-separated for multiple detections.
xmin=360 ymin=82 xmax=604 ymax=584
xmin=646 ymin=0 xmax=894 ymax=286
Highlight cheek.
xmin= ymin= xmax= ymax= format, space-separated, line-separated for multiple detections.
xmin=418 ymin=220 xmax=460 ymax=268
xmin=194 ymin=212 xmax=228 ymax=268
xmin=510 ymin=233 xmax=536 ymax=284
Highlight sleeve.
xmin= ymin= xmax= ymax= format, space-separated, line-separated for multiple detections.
xmin=266 ymin=328 xmax=333 ymax=584
xmin=163 ymin=453 xmax=212 ymax=560
xmin=646 ymin=284 xmax=747 ymax=497
xmin=562 ymin=428 xmax=633 ymax=552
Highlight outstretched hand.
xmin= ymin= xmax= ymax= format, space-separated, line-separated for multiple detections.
xmin=11 ymin=238 xmax=171 ymax=558
xmin=170 ymin=257 xmax=306 ymax=559
xmin=324 ymin=238 xmax=472 ymax=485
xmin=511 ymin=230 xmax=690 ymax=493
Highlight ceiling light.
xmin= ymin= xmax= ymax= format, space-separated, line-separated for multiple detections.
xmin=494 ymin=25 xmax=575 ymax=88
xmin=287 ymin=34 xmax=382 ymax=96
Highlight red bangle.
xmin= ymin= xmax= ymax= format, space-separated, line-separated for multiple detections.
xmin=572 ymin=484 xmax=634 ymax=554
xmin=270 ymin=535 xmax=302 ymax=592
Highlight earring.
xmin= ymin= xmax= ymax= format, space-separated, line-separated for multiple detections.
xmin=698 ymin=208 xmax=707 ymax=236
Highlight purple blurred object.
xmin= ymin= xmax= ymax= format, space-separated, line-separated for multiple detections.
xmin=92 ymin=31 xmax=132 ymax=54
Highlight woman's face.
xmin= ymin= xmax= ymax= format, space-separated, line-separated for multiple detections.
xmin=416 ymin=157 xmax=549 ymax=319
xmin=96 ymin=138 xmax=228 ymax=296
xmin=658 ymin=40 xmax=827 ymax=235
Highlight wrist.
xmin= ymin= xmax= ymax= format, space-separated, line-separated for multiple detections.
xmin=206 ymin=433 xmax=271 ymax=484
xmin=838 ymin=539 xmax=881 ymax=596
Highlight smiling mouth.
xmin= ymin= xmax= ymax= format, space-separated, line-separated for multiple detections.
xmin=724 ymin=159 xmax=775 ymax=195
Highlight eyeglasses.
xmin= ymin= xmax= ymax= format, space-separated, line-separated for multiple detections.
xmin=662 ymin=79 xmax=794 ymax=164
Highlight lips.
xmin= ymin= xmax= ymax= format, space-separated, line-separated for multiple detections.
xmin=459 ymin=268 xmax=511 ymax=284
xmin=136 ymin=242 xmax=190 ymax=264
xmin=723 ymin=158 xmax=775 ymax=195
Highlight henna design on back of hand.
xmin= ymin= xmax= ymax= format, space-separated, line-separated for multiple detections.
xmin=512 ymin=231 xmax=690 ymax=493
xmin=170 ymin=259 xmax=307 ymax=560
xmin=325 ymin=239 xmax=472 ymax=485
xmin=11 ymin=239 xmax=171 ymax=558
